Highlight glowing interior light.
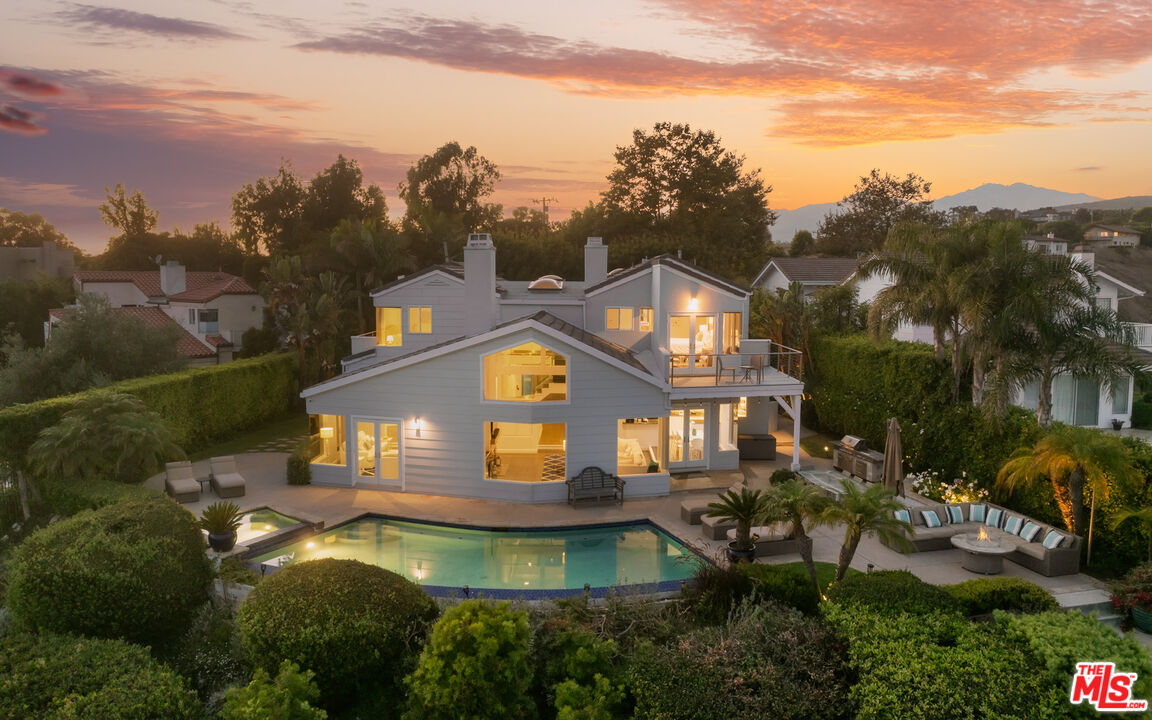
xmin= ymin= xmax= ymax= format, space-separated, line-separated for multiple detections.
xmin=306 ymin=541 xmax=315 ymax=549
xmin=319 ymin=426 xmax=334 ymax=439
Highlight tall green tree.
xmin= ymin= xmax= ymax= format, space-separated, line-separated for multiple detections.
xmin=399 ymin=142 xmax=502 ymax=264
xmin=27 ymin=390 xmax=184 ymax=484
xmin=96 ymin=184 xmax=163 ymax=269
xmin=0 ymin=275 xmax=73 ymax=347
xmin=600 ymin=122 xmax=775 ymax=281
xmin=998 ymin=425 xmax=1139 ymax=564
xmin=232 ymin=160 xmax=307 ymax=255
xmin=0 ymin=209 xmax=73 ymax=249
xmin=822 ymin=481 xmax=911 ymax=581
xmin=789 ymin=229 xmax=815 ymax=257
xmin=764 ymin=478 xmax=833 ymax=599
xmin=816 ymin=170 xmax=944 ymax=256
xmin=302 ymin=154 xmax=387 ymax=233
xmin=325 ymin=218 xmax=413 ymax=333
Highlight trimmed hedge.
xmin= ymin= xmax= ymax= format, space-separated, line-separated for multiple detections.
xmin=807 ymin=334 xmax=1041 ymax=489
xmin=0 ymin=352 xmax=297 ymax=467
xmin=0 ymin=633 xmax=201 ymax=720
xmin=239 ymin=558 xmax=438 ymax=711
xmin=740 ymin=563 xmax=820 ymax=615
xmin=6 ymin=497 xmax=212 ymax=650
xmin=944 ymin=577 xmax=1059 ymax=616
xmin=825 ymin=570 xmax=960 ymax=616
xmin=38 ymin=475 xmax=163 ymax=515
xmin=287 ymin=440 xmax=311 ymax=485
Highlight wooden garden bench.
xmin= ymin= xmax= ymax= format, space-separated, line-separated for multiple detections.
xmin=567 ymin=466 xmax=625 ymax=505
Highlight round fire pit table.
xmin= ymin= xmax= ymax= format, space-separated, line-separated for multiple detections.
xmin=950 ymin=532 xmax=1015 ymax=575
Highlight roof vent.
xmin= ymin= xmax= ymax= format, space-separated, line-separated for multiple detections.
xmin=528 ymin=275 xmax=564 ymax=290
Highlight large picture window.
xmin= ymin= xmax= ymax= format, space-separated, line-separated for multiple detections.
xmin=376 ymin=308 xmax=402 ymax=346
xmin=409 ymin=306 xmax=431 ymax=333
xmin=483 ymin=342 xmax=567 ymax=402
xmin=618 ymin=418 xmax=664 ymax=475
xmin=308 ymin=414 xmax=346 ymax=466
xmin=484 ymin=421 xmax=565 ymax=482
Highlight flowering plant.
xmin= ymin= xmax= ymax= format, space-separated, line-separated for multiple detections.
xmin=908 ymin=471 xmax=989 ymax=503
xmin=1111 ymin=562 xmax=1152 ymax=614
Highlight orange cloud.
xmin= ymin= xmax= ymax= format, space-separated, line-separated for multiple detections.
xmin=295 ymin=2 xmax=1152 ymax=145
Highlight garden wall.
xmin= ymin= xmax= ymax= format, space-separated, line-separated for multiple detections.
xmin=0 ymin=352 xmax=297 ymax=466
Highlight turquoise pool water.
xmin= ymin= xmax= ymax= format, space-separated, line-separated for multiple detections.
xmin=235 ymin=508 xmax=303 ymax=545
xmin=249 ymin=518 xmax=702 ymax=595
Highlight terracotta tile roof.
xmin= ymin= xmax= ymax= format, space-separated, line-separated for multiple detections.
xmin=73 ymin=269 xmax=257 ymax=302
xmin=205 ymin=334 xmax=233 ymax=348
xmin=114 ymin=306 xmax=216 ymax=358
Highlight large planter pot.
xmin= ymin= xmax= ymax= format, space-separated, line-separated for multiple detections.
xmin=1132 ymin=606 xmax=1152 ymax=633
xmin=726 ymin=542 xmax=756 ymax=564
xmin=208 ymin=531 xmax=237 ymax=553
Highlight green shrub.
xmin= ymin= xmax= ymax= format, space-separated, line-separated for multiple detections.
xmin=555 ymin=676 xmax=626 ymax=720
xmin=239 ymin=558 xmax=437 ymax=711
xmin=287 ymin=440 xmax=312 ymax=485
xmin=166 ymin=599 xmax=251 ymax=702
xmin=221 ymin=661 xmax=327 ymax=720
xmin=823 ymin=602 xmax=1063 ymax=720
xmin=0 ymin=352 xmax=297 ymax=468
xmin=683 ymin=561 xmax=755 ymax=625
xmin=945 ymin=577 xmax=1059 ymax=616
xmin=531 ymin=617 xmax=624 ymax=719
xmin=0 ymin=633 xmax=201 ymax=720
xmin=1133 ymin=399 xmax=1152 ymax=430
xmin=629 ymin=601 xmax=852 ymax=720
xmin=38 ymin=476 xmax=162 ymax=515
xmin=405 ymin=600 xmax=535 ymax=720
xmin=740 ymin=563 xmax=820 ymax=614
xmin=6 ymin=497 xmax=211 ymax=650
xmin=825 ymin=570 xmax=960 ymax=616
xmin=998 ymin=610 xmax=1152 ymax=715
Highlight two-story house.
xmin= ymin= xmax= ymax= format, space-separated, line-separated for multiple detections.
xmin=1083 ymin=224 xmax=1142 ymax=248
xmin=48 ymin=261 xmax=264 ymax=364
xmin=752 ymin=257 xmax=861 ymax=299
xmin=301 ymin=235 xmax=805 ymax=502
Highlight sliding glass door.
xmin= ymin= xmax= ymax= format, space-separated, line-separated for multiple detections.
xmin=353 ymin=418 xmax=401 ymax=487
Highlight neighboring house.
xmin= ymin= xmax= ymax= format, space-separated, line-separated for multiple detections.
xmin=301 ymin=235 xmax=805 ymax=502
xmin=47 ymin=305 xmax=231 ymax=365
xmin=1024 ymin=234 xmax=1068 ymax=255
xmin=46 ymin=261 xmax=263 ymax=365
xmin=0 ymin=241 xmax=75 ymax=281
xmin=752 ymin=257 xmax=861 ymax=299
xmin=1083 ymin=224 xmax=1142 ymax=248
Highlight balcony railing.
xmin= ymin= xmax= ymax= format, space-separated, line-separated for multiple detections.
xmin=349 ymin=331 xmax=377 ymax=355
xmin=668 ymin=345 xmax=803 ymax=388
xmin=1127 ymin=323 xmax=1152 ymax=349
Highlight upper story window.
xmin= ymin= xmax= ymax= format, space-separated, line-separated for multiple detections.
xmin=483 ymin=342 xmax=567 ymax=402
xmin=197 ymin=309 xmax=219 ymax=335
xmin=606 ymin=307 xmax=633 ymax=331
xmin=638 ymin=307 xmax=653 ymax=332
xmin=376 ymin=308 xmax=402 ymax=346
xmin=409 ymin=306 xmax=431 ymax=334
xmin=723 ymin=312 xmax=741 ymax=353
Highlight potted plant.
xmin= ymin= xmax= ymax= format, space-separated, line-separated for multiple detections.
xmin=1111 ymin=562 xmax=1152 ymax=632
xmin=707 ymin=487 xmax=767 ymax=564
xmin=200 ymin=501 xmax=244 ymax=553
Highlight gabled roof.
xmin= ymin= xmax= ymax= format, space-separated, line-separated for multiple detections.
xmin=585 ymin=254 xmax=748 ymax=298
xmin=1090 ymin=246 xmax=1152 ymax=324
xmin=304 ymin=310 xmax=660 ymax=398
xmin=369 ymin=265 xmax=465 ymax=296
xmin=1085 ymin=224 xmax=1141 ymax=235
xmin=753 ymin=257 xmax=861 ymax=287
xmin=74 ymin=269 xmax=257 ymax=303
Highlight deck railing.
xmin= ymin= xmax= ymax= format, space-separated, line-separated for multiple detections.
xmin=668 ymin=345 xmax=803 ymax=387
xmin=349 ymin=331 xmax=377 ymax=355
xmin=1126 ymin=322 xmax=1152 ymax=349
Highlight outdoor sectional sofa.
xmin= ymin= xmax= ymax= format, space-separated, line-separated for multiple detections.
xmin=883 ymin=500 xmax=1082 ymax=577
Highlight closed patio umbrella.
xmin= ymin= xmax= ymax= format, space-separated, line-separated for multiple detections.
xmin=882 ymin=417 xmax=904 ymax=497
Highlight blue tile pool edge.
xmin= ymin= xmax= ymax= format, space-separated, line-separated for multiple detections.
xmin=240 ymin=513 xmax=712 ymax=598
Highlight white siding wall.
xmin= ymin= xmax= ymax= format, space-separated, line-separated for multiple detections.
xmin=586 ymin=273 xmax=655 ymax=352
xmin=372 ymin=274 xmax=468 ymax=357
xmin=756 ymin=266 xmax=790 ymax=296
xmin=307 ymin=327 xmax=669 ymax=502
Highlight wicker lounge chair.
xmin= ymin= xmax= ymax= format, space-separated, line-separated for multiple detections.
xmin=164 ymin=460 xmax=200 ymax=503
xmin=208 ymin=456 xmax=247 ymax=498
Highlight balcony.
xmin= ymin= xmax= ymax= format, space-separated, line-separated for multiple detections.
xmin=350 ymin=331 xmax=377 ymax=355
xmin=667 ymin=341 xmax=803 ymax=398
xmin=1127 ymin=323 xmax=1152 ymax=350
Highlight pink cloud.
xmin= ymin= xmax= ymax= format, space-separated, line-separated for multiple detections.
xmin=0 ymin=105 xmax=47 ymax=135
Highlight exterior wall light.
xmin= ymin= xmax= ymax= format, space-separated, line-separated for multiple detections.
xmin=688 ymin=297 xmax=699 ymax=312
xmin=412 ymin=416 xmax=424 ymax=436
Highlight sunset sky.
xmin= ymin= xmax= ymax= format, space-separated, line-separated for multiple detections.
xmin=2 ymin=0 xmax=1151 ymax=253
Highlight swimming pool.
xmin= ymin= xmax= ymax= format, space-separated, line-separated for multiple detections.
xmin=248 ymin=518 xmax=704 ymax=598
xmin=235 ymin=508 xmax=304 ymax=546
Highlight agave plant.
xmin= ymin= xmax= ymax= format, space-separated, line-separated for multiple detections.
xmin=200 ymin=501 xmax=243 ymax=535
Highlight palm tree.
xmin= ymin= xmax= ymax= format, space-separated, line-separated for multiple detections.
xmin=707 ymin=487 xmax=768 ymax=562
xmin=764 ymin=478 xmax=833 ymax=598
xmin=28 ymin=390 xmax=184 ymax=485
xmin=822 ymin=480 xmax=912 ymax=582
xmin=329 ymin=218 xmax=413 ymax=333
xmin=1112 ymin=505 xmax=1152 ymax=563
xmin=997 ymin=425 xmax=1139 ymax=564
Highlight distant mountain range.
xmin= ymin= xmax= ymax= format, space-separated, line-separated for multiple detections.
xmin=771 ymin=182 xmax=1127 ymax=244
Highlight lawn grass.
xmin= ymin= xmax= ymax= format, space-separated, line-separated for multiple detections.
xmin=798 ymin=433 xmax=838 ymax=459
xmin=775 ymin=560 xmax=861 ymax=589
xmin=189 ymin=413 xmax=308 ymax=461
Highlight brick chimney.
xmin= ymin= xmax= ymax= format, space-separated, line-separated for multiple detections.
xmin=160 ymin=260 xmax=186 ymax=295
xmin=464 ymin=234 xmax=498 ymax=333
xmin=584 ymin=237 xmax=607 ymax=286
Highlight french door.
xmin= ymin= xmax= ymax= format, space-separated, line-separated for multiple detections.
xmin=668 ymin=405 xmax=708 ymax=470
xmin=353 ymin=417 xmax=402 ymax=487
xmin=669 ymin=314 xmax=715 ymax=369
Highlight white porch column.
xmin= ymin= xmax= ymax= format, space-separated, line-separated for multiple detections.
xmin=791 ymin=394 xmax=802 ymax=471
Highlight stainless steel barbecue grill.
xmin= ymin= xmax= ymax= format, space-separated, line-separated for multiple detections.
xmin=832 ymin=435 xmax=884 ymax=483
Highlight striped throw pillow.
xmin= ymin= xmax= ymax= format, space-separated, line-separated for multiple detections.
xmin=945 ymin=505 xmax=964 ymax=524
xmin=969 ymin=504 xmax=986 ymax=523
xmin=1042 ymin=531 xmax=1066 ymax=549
xmin=1004 ymin=516 xmax=1023 ymax=535
xmin=985 ymin=507 xmax=1003 ymax=528
xmin=894 ymin=509 xmax=910 ymax=524
xmin=1020 ymin=522 xmax=1042 ymax=542
xmin=922 ymin=510 xmax=942 ymax=528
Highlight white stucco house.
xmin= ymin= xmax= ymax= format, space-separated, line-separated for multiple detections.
xmin=301 ymin=235 xmax=805 ymax=502
xmin=47 ymin=261 xmax=264 ymax=365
